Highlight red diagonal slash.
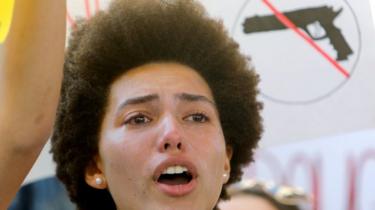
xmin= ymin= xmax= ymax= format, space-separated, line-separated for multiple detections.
xmin=67 ymin=11 xmax=77 ymax=29
xmin=85 ymin=0 xmax=100 ymax=19
xmin=262 ymin=0 xmax=350 ymax=78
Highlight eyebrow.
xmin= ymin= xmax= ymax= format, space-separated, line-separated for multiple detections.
xmin=117 ymin=94 xmax=159 ymax=114
xmin=175 ymin=93 xmax=216 ymax=106
xmin=116 ymin=92 xmax=216 ymax=115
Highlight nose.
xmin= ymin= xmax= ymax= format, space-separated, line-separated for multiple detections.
xmin=158 ymin=115 xmax=184 ymax=153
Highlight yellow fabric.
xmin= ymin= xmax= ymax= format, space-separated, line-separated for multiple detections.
xmin=0 ymin=0 xmax=15 ymax=43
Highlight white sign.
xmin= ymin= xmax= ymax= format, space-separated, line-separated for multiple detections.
xmin=370 ymin=0 xmax=375 ymax=28
xmin=245 ymin=129 xmax=375 ymax=210
xmin=200 ymin=0 xmax=375 ymax=146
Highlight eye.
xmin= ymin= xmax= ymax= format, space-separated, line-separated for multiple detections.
xmin=124 ymin=113 xmax=152 ymax=126
xmin=184 ymin=113 xmax=209 ymax=123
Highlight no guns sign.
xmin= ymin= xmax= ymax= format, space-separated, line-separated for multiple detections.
xmin=232 ymin=0 xmax=361 ymax=104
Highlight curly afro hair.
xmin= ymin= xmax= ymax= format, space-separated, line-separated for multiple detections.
xmin=51 ymin=0 xmax=263 ymax=209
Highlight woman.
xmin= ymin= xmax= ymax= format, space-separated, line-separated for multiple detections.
xmin=52 ymin=0 xmax=263 ymax=209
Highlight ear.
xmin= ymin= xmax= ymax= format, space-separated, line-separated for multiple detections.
xmin=85 ymin=156 xmax=108 ymax=189
xmin=223 ymin=145 xmax=233 ymax=184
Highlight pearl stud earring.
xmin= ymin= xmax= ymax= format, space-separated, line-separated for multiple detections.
xmin=95 ymin=177 xmax=103 ymax=185
xmin=223 ymin=173 xmax=229 ymax=182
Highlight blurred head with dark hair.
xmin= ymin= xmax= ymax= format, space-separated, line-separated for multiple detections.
xmin=219 ymin=179 xmax=310 ymax=210
xmin=51 ymin=0 xmax=263 ymax=209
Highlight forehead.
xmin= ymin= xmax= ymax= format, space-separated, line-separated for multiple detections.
xmin=109 ymin=62 xmax=214 ymax=101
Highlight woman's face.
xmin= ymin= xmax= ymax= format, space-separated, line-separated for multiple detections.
xmin=86 ymin=63 xmax=232 ymax=210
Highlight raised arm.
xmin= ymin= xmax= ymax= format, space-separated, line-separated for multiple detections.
xmin=0 ymin=0 xmax=66 ymax=208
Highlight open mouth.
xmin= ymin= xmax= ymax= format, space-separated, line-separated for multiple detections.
xmin=154 ymin=164 xmax=197 ymax=196
xmin=157 ymin=166 xmax=193 ymax=185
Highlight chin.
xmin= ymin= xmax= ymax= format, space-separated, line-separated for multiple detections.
xmin=150 ymin=199 xmax=214 ymax=210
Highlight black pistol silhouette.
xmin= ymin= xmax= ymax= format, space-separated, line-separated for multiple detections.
xmin=243 ymin=6 xmax=353 ymax=61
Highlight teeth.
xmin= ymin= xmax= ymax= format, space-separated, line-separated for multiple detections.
xmin=162 ymin=165 xmax=188 ymax=175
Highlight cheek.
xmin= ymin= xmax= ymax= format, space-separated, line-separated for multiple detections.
xmin=99 ymin=129 xmax=155 ymax=179
xmin=189 ymin=128 xmax=227 ymax=172
xmin=195 ymin=126 xmax=226 ymax=154
xmin=186 ymin=123 xmax=226 ymax=150
xmin=196 ymin=131 xmax=227 ymax=204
